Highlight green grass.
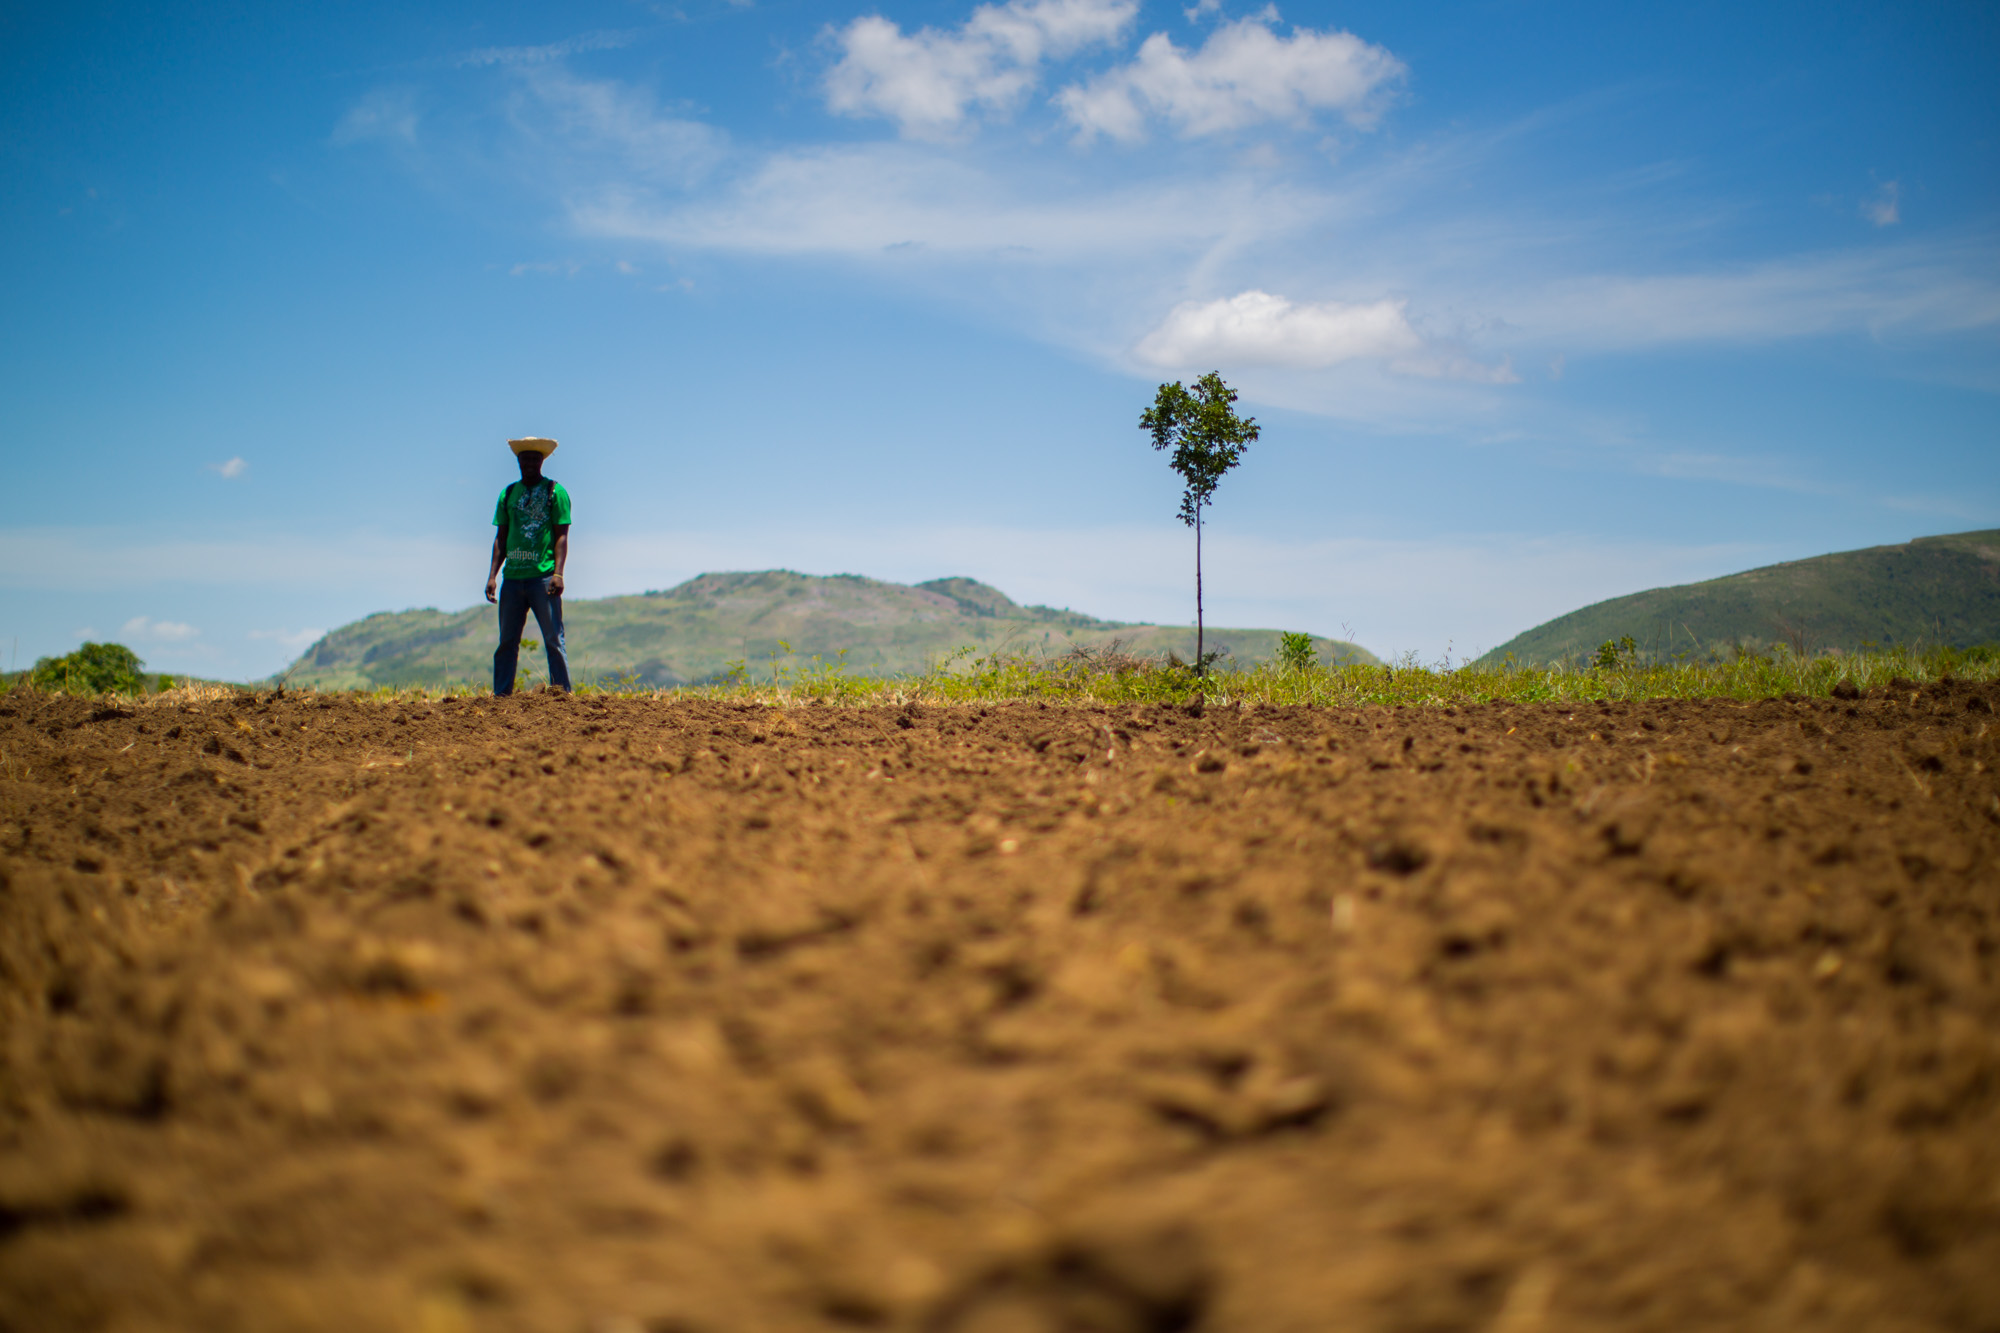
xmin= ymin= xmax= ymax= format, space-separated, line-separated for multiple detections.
xmin=21 ymin=643 xmax=1994 ymax=710
xmin=659 ymin=641 xmax=1999 ymax=709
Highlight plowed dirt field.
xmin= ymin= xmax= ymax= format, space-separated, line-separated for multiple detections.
xmin=3 ymin=686 xmax=1998 ymax=1333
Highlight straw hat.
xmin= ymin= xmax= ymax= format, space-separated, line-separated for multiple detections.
xmin=508 ymin=436 xmax=559 ymax=457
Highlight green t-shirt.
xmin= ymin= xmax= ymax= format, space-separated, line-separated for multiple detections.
xmin=494 ymin=479 xmax=572 ymax=580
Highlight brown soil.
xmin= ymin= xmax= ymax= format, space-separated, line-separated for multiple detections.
xmin=3 ymin=686 xmax=1998 ymax=1333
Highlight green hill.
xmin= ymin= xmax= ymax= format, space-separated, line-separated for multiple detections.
xmin=281 ymin=570 xmax=1379 ymax=690
xmin=1480 ymin=529 xmax=2000 ymax=665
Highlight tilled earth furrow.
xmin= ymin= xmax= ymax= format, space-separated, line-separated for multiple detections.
xmin=1 ymin=686 xmax=1997 ymax=1332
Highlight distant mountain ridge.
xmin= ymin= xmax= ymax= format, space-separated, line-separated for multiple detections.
xmin=282 ymin=570 xmax=1379 ymax=690
xmin=1480 ymin=529 xmax=2000 ymax=665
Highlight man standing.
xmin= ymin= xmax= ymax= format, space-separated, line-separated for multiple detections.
xmin=486 ymin=436 xmax=573 ymax=695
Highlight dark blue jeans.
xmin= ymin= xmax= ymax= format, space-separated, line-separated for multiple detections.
xmin=494 ymin=575 xmax=571 ymax=695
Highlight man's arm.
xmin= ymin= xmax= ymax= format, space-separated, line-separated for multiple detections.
xmin=485 ymin=527 xmax=506 ymax=604
xmin=551 ymin=525 xmax=570 ymax=596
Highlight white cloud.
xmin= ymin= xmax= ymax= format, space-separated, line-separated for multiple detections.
xmin=331 ymin=89 xmax=420 ymax=146
xmin=1136 ymin=289 xmax=1420 ymax=367
xmin=353 ymin=32 xmax=1998 ymax=446
xmin=1864 ymin=179 xmax=1900 ymax=227
xmin=824 ymin=0 xmax=1138 ymax=138
xmin=1135 ymin=289 xmax=1516 ymax=382
xmin=248 ymin=627 xmax=327 ymax=651
xmin=120 ymin=616 xmax=201 ymax=643
xmin=458 ymin=29 xmax=635 ymax=69
xmin=535 ymin=63 xmax=1997 ymax=362
xmin=209 ymin=456 xmax=247 ymax=479
xmin=1057 ymin=14 xmax=1404 ymax=142
xmin=554 ymin=91 xmax=1995 ymax=429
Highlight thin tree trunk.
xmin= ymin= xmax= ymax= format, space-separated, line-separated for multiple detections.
xmin=1195 ymin=507 xmax=1204 ymax=677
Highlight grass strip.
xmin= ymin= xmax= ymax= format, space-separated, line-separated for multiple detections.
xmin=19 ymin=642 xmax=1996 ymax=710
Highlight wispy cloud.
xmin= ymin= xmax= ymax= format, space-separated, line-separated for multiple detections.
xmin=1881 ymin=492 xmax=1990 ymax=520
xmin=561 ymin=113 xmax=1995 ymax=442
xmin=1057 ymin=13 xmax=1404 ymax=142
xmin=249 ymin=627 xmax=327 ymax=651
xmin=515 ymin=67 xmax=727 ymax=186
xmin=1863 ymin=179 xmax=1901 ymax=227
xmin=539 ymin=54 xmax=2000 ymax=357
xmin=209 ymin=456 xmax=247 ymax=479
xmin=348 ymin=3 xmax=1999 ymax=452
xmin=0 ymin=529 xmax=483 ymax=595
xmin=1501 ymin=239 xmax=2000 ymax=349
xmin=569 ymin=143 xmax=1330 ymax=260
xmin=1640 ymin=450 xmax=1830 ymax=496
xmin=457 ymin=29 xmax=636 ymax=69
xmin=509 ymin=260 xmax=584 ymax=277
xmin=823 ymin=0 xmax=1137 ymax=139
xmin=120 ymin=616 xmax=200 ymax=643
xmin=331 ymin=88 xmax=420 ymax=146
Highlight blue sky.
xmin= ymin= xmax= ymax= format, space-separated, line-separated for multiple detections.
xmin=4 ymin=0 xmax=1996 ymax=678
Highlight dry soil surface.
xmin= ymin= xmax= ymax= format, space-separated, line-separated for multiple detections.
xmin=2 ymin=686 xmax=1998 ymax=1333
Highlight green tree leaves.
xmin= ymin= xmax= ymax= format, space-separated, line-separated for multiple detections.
xmin=1593 ymin=635 xmax=1638 ymax=671
xmin=1140 ymin=371 xmax=1259 ymax=527
xmin=1278 ymin=632 xmax=1318 ymax=672
xmin=29 ymin=642 xmax=149 ymax=695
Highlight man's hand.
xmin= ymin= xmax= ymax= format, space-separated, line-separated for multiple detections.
xmin=549 ymin=572 xmax=565 ymax=596
xmin=485 ymin=575 xmax=499 ymax=604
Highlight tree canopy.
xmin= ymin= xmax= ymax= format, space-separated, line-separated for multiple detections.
xmin=1140 ymin=371 xmax=1259 ymax=527
xmin=29 ymin=642 xmax=149 ymax=695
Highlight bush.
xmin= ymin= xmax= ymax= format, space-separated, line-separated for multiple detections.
xmin=1593 ymin=636 xmax=1637 ymax=670
xmin=1278 ymin=632 xmax=1318 ymax=673
xmin=29 ymin=642 xmax=149 ymax=695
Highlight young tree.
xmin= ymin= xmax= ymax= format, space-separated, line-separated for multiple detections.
xmin=1141 ymin=372 xmax=1259 ymax=675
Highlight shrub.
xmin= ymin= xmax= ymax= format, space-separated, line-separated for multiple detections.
xmin=29 ymin=642 xmax=149 ymax=695
xmin=1278 ymin=632 xmax=1318 ymax=673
